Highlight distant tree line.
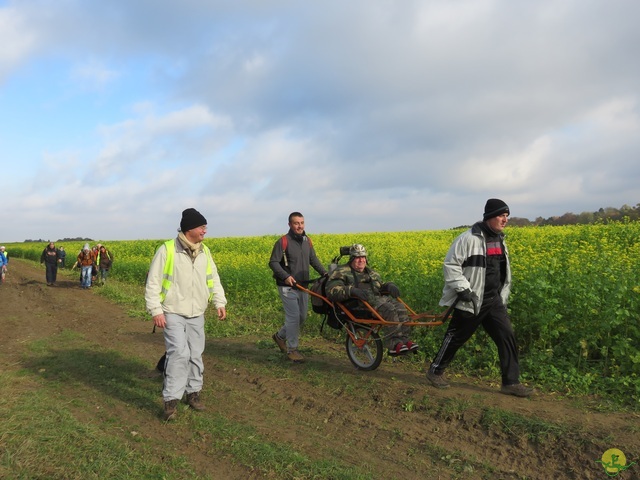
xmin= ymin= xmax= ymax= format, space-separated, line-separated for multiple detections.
xmin=17 ymin=203 xmax=640 ymax=242
xmin=508 ymin=203 xmax=640 ymax=227
xmin=23 ymin=237 xmax=94 ymax=243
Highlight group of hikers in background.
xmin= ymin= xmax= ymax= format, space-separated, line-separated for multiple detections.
xmin=39 ymin=241 xmax=113 ymax=288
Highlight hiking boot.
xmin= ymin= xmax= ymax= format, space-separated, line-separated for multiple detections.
xmin=186 ymin=391 xmax=205 ymax=411
xmin=388 ymin=343 xmax=408 ymax=356
xmin=287 ymin=350 xmax=304 ymax=363
xmin=272 ymin=333 xmax=287 ymax=353
xmin=163 ymin=399 xmax=178 ymax=421
xmin=405 ymin=340 xmax=419 ymax=353
xmin=426 ymin=370 xmax=450 ymax=389
xmin=500 ymin=383 xmax=534 ymax=398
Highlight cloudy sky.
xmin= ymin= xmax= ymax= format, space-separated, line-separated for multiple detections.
xmin=1 ymin=0 xmax=638 ymax=243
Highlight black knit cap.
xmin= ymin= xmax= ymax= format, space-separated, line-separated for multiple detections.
xmin=180 ymin=208 xmax=207 ymax=232
xmin=483 ymin=198 xmax=510 ymax=221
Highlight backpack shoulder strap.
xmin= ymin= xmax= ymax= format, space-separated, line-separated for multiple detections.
xmin=281 ymin=234 xmax=312 ymax=250
xmin=280 ymin=234 xmax=312 ymax=268
xmin=280 ymin=235 xmax=289 ymax=268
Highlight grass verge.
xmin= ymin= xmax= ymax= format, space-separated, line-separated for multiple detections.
xmin=1 ymin=329 xmax=380 ymax=479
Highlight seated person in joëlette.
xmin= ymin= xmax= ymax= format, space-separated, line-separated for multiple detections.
xmin=324 ymin=244 xmax=417 ymax=356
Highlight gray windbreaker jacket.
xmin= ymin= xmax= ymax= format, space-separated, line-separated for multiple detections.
xmin=439 ymin=223 xmax=511 ymax=314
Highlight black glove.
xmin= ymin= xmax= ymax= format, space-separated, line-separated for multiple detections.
xmin=382 ymin=282 xmax=400 ymax=298
xmin=350 ymin=287 xmax=369 ymax=301
xmin=456 ymin=288 xmax=473 ymax=302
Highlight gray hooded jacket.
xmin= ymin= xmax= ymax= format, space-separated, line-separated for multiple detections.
xmin=439 ymin=222 xmax=512 ymax=314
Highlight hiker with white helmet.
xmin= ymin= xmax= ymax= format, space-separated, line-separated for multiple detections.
xmin=325 ymin=244 xmax=418 ymax=356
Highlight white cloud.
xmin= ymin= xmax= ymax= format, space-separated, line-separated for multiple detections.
xmin=0 ymin=6 xmax=37 ymax=78
xmin=460 ymin=137 xmax=553 ymax=191
xmin=92 ymin=104 xmax=234 ymax=179
xmin=0 ymin=0 xmax=639 ymax=242
xmin=70 ymin=59 xmax=120 ymax=91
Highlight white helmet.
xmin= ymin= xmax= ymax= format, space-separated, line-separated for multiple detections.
xmin=349 ymin=244 xmax=367 ymax=257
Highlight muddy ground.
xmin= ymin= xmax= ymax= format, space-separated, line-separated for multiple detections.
xmin=1 ymin=259 xmax=638 ymax=479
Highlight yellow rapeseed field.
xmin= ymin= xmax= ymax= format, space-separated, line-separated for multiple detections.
xmin=7 ymin=222 xmax=640 ymax=401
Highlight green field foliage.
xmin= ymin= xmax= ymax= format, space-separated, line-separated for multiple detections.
xmin=7 ymin=221 xmax=640 ymax=406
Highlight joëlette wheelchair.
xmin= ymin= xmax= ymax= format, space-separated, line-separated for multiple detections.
xmin=296 ymin=246 xmax=453 ymax=371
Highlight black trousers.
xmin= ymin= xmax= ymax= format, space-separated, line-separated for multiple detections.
xmin=429 ymin=296 xmax=521 ymax=385
xmin=45 ymin=263 xmax=58 ymax=284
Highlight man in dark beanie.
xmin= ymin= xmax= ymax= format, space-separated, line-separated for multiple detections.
xmin=483 ymin=198 xmax=510 ymax=221
xmin=425 ymin=198 xmax=533 ymax=397
xmin=180 ymin=208 xmax=208 ymax=233
xmin=145 ymin=208 xmax=228 ymax=420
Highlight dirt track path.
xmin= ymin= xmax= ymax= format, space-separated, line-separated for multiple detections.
xmin=1 ymin=259 xmax=638 ymax=479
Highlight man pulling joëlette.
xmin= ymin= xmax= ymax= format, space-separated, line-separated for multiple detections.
xmin=269 ymin=212 xmax=327 ymax=363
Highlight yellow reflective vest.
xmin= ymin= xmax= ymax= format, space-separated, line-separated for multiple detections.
xmin=145 ymin=238 xmax=226 ymax=319
xmin=160 ymin=239 xmax=215 ymax=302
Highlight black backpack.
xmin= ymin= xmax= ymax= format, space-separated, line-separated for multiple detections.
xmin=156 ymin=353 xmax=167 ymax=373
xmin=312 ymin=277 xmax=342 ymax=330
xmin=310 ymin=276 xmax=330 ymax=315
xmin=310 ymin=272 xmax=343 ymax=329
xmin=312 ymin=247 xmax=352 ymax=330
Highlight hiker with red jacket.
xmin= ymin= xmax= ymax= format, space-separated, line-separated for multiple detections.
xmin=77 ymin=243 xmax=95 ymax=289
xmin=269 ymin=212 xmax=327 ymax=363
